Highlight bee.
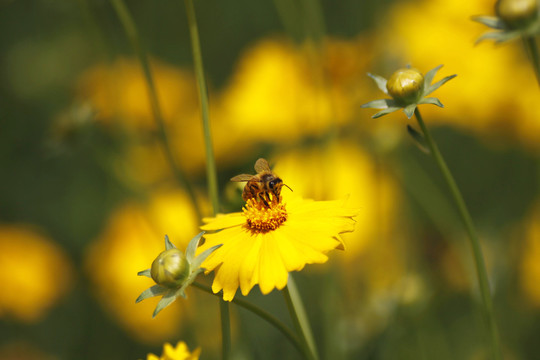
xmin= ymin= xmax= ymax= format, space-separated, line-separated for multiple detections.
xmin=231 ymin=158 xmax=291 ymax=207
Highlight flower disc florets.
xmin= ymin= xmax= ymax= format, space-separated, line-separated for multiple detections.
xmin=243 ymin=198 xmax=288 ymax=233
xmin=150 ymin=248 xmax=189 ymax=287
xmin=386 ymin=68 xmax=425 ymax=105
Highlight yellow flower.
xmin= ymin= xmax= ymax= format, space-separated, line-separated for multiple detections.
xmin=85 ymin=188 xmax=200 ymax=343
xmin=199 ymin=192 xmax=358 ymax=301
xmin=145 ymin=341 xmax=201 ymax=360
xmin=0 ymin=225 xmax=73 ymax=322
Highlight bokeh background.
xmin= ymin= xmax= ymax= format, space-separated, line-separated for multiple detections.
xmin=1 ymin=0 xmax=540 ymax=359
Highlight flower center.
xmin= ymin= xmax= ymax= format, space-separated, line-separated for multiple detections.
xmin=243 ymin=198 xmax=288 ymax=233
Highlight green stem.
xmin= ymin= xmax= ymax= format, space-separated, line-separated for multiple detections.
xmin=523 ymin=36 xmax=540 ymax=87
xmin=184 ymin=0 xmax=220 ymax=214
xmin=109 ymin=0 xmax=202 ymax=221
xmin=182 ymin=0 xmax=227 ymax=358
xmin=282 ymin=275 xmax=319 ymax=360
xmin=192 ymin=282 xmax=305 ymax=356
xmin=414 ymin=109 xmax=502 ymax=360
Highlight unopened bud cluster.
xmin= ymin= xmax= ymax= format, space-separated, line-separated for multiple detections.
xmin=496 ymin=0 xmax=538 ymax=29
xmin=151 ymin=248 xmax=190 ymax=287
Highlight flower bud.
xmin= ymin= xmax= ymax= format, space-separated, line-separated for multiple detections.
xmin=386 ymin=68 xmax=424 ymax=105
xmin=496 ymin=0 xmax=538 ymax=29
xmin=150 ymin=248 xmax=190 ymax=287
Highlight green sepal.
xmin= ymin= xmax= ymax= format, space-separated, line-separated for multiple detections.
xmin=419 ymin=97 xmax=444 ymax=108
xmin=136 ymin=284 xmax=168 ymax=303
xmin=372 ymin=107 xmax=401 ymax=118
xmin=361 ymin=98 xmax=398 ymax=109
xmin=471 ymin=15 xmax=506 ymax=29
xmin=137 ymin=269 xmax=152 ymax=278
xmin=407 ymin=125 xmax=430 ymax=154
xmin=164 ymin=235 xmax=176 ymax=250
xmin=424 ymin=74 xmax=457 ymax=96
xmin=403 ymin=104 xmax=417 ymax=119
xmin=367 ymin=73 xmax=389 ymax=94
xmin=475 ymin=30 xmax=520 ymax=44
xmin=153 ymin=289 xmax=183 ymax=318
xmin=192 ymin=244 xmax=222 ymax=270
xmin=423 ymin=65 xmax=442 ymax=89
xmin=185 ymin=231 xmax=205 ymax=263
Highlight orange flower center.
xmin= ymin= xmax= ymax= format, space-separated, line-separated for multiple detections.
xmin=243 ymin=198 xmax=287 ymax=233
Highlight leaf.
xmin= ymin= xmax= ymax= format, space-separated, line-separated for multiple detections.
xmin=419 ymin=97 xmax=444 ymax=108
xmin=367 ymin=73 xmax=389 ymax=94
xmin=471 ymin=15 xmax=505 ymax=29
xmin=136 ymin=284 xmax=167 ymax=303
xmin=424 ymin=74 xmax=457 ymax=96
xmin=407 ymin=125 xmax=430 ymax=154
xmin=361 ymin=98 xmax=397 ymax=109
xmin=186 ymin=231 xmax=205 ymax=263
xmin=164 ymin=235 xmax=176 ymax=250
xmin=192 ymin=244 xmax=223 ymax=270
xmin=137 ymin=269 xmax=152 ymax=278
xmin=372 ymin=107 xmax=401 ymax=119
xmin=403 ymin=104 xmax=417 ymax=119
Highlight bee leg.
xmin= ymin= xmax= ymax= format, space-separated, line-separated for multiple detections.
xmin=260 ymin=192 xmax=270 ymax=208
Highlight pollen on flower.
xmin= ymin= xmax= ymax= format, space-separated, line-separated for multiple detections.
xmin=243 ymin=198 xmax=288 ymax=233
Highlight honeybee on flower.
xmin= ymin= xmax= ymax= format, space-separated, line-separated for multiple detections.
xmin=231 ymin=158 xmax=292 ymax=207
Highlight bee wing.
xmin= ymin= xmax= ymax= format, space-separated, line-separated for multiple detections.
xmin=230 ymin=174 xmax=254 ymax=182
xmin=254 ymin=158 xmax=271 ymax=173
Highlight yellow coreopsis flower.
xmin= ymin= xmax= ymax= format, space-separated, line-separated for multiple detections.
xmin=145 ymin=341 xmax=201 ymax=360
xmin=199 ymin=163 xmax=358 ymax=301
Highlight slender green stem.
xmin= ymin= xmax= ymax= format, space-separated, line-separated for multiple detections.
xmin=182 ymin=0 xmax=228 ymax=358
xmin=282 ymin=275 xmax=319 ymax=360
xmin=109 ymin=0 xmax=202 ymax=221
xmin=523 ymin=36 xmax=540 ymax=87
xmin=192 ymin=282 xmax=305 ymax=356
xmin=414 ymin=109 xmax=502 ymax=360
xmin=184 ymin=0 xmax=220 ymax=214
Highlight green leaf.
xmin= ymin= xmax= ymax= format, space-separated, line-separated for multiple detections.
xmin=136 ymin=284 xmax=167 ymax=303
xmin=164 ymin=235 xmax=176 ymax=250
xmin=372 ymin=107 xmax=401 ymax=118
xmin=137 ymin=269 xmax=152 ymax=278
xmin=419 ymin=97 xmax=444 ymax=108
xmin=403 ymin=104 xmax=417 ymax=119
xmin=406 ymin=125 xmax=430 ymax=154
xmin=361 ymin=98 xmax=397 ymax=109
xmin=367 ymin=73 xmax=389 ymax=94
xmin=153 ymin=290 xmax=179 ymax=318
xmin=471 ymin=15 xmax=505 ymax=29
xmin=424 ymin=74 xmax=457 ymax=96
xmin=192 ymin=244 xmax=223 ymax=270
xmin=186 ymin=231 xmax=205 ymax=263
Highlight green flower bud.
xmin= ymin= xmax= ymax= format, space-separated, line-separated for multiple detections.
xmin=386 ymin=68 xmax=425 ymax=105
xmin=150 ymin=248 xmax=190 ymax=287
xmin=496 ymin=0 xmax=538 ymax=29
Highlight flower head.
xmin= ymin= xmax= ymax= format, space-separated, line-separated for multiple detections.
xmin=473 ymin=0 xmax=540 ymax=43
xmin=199 ymin=193 xmax=358 ymax=301
xmin=361 ymin=65 xmax=456 ymax=119
xmin=136 ymin=232 xmax=221 ymax=317
xmin=144 ymin=341 xmax=201 ymax=360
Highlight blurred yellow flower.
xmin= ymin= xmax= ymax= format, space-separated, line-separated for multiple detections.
xmin=520 ymin=202 xmax=540 ymax=305
xmin=85 ymin=188 xmax=200 ymax=343
xmin=218 ymin=37 xmax=372 ymax=143
xmin=0 ymin=225 xmax=72 ymax=322
xmin=200 ymin=193 xmax=357 ymax=301
xmin=145 ymin=341 xmax=200 ymax=360
xmin=77 ymin=58 xmax=198 ymax=131
xmin=377 ymin=0 xmax=540 ymax=147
